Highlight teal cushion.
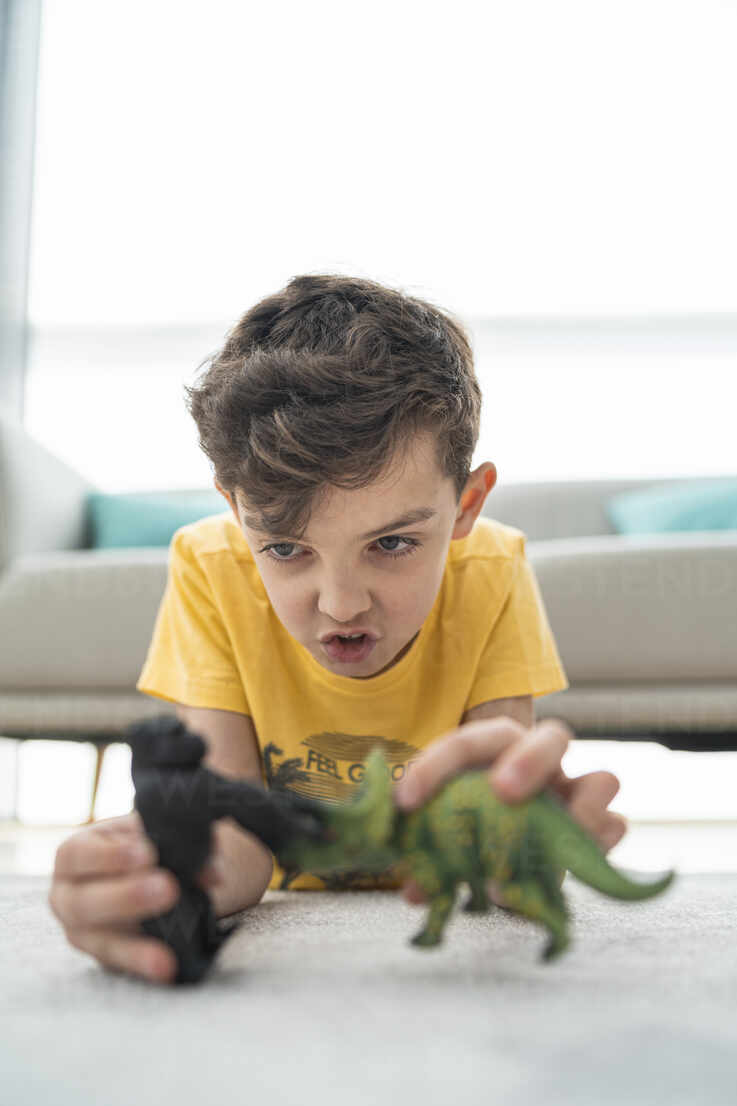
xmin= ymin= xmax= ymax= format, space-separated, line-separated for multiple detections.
xmin=605 ymin=478 xmax=737 ymax=535
xmin=86 ymin=490 xmax=227 ymax=548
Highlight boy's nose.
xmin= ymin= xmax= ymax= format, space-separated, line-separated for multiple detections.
xmin=317 ymin=581 xmax=372 ymax=624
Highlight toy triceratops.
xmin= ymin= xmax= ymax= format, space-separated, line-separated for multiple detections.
xmin=275 ymin=748 xmax=676 ymax=961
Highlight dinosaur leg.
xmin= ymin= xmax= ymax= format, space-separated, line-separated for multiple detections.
xmin=537 ymin=861 xmax=569 ymax=914
xmin=462 ymin=875 xmax=491 ymax=913
xmin=411 ymin=886 xmax=457 ymax=947
xmin=531 ymin=848 xmax=571 ymax=950
xmin=495 ymin=877 xmax=570 ymax=962
xmin=462 ymin=812 xmax=490 ymax=912
xmin=406 ymin=853 xmax=457 ymax=947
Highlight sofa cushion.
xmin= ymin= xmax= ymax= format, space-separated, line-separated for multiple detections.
xmin=605 ymin=478 xmax=737 ymax=535
xmin=86 ymin=490 xmax=224 ymax=548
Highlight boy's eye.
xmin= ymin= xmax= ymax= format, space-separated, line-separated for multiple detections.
xmin=258 ymin=535 xmax=420 ymax=564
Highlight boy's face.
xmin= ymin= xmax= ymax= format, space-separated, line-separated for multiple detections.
xmin=217 ymin=431 xmax=496 ymax=680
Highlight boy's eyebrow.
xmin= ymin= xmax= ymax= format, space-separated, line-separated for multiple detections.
xmin=248 ymin=507 xmax=438 ymax=541
xmin=356 ymin=508 xmax=438 ymax=541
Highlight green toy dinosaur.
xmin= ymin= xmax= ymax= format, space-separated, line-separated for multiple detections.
xmin=275 ymin=748 xmax=676 ymax=961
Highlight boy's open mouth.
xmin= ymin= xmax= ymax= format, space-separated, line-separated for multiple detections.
xmin=319 ymin=629 xmax=378 ymax=644
xmin=320 ymin=633 xmax=377 ymax=663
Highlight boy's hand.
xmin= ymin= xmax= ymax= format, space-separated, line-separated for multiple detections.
xmin=392 ymin=716 xmax=628 ymax=906
xmin=47 ymin=810 xmax=224 ymax=985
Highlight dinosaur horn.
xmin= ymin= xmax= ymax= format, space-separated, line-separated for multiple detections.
xmin=338 ymin=748 xmax=396 ymax=845
xmin=531 ymin=791 xmax=676 ymax=901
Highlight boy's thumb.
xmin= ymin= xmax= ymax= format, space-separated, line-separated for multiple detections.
xmin=199 ymin=854 xmax=226 ymax=886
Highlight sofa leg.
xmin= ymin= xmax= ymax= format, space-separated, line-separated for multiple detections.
xmin=87 ymin=743 xmax=110 ymax=824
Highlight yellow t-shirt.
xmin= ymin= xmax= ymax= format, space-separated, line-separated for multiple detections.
xmin=135 ymin=511 xmax=568 ymax=891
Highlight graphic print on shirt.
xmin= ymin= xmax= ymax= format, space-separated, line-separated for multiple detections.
xmin=263 ymin=734 xmax=421 ymax=889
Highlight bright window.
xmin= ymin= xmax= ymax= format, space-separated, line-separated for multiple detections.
xmin=28 ymin=0 xmax=737 ymax=324
xmin=26 ymin=0 xmax=737 ymax=486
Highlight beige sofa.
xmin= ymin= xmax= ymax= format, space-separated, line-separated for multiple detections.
xmin=1 ymin=412 xmax=736 ymax=818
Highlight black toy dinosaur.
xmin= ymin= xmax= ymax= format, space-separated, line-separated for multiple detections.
xmin=124 ymin=714 xmax=328 ymax=984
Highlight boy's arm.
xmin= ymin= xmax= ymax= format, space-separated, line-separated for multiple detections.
xmin=461 ymin=694 xmax=535 ymax=729
xmin=173 ymin=704 xmax=275 ymax=918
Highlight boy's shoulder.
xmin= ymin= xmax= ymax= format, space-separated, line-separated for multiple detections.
xmin=451 ymin=515 xmax=527 ymax=564
xmin=443 ymin=517 xmax=530 ymax=627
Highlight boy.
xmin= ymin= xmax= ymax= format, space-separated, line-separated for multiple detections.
xmin=48 ymin=274 xmax=626 ymax=983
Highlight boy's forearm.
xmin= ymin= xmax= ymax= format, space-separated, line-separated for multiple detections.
xmin=208 ymin=818 xmax=274 ymax=918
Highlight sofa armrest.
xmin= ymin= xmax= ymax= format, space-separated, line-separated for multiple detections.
xmin=0 ymin=411 xmax=99 ymax=574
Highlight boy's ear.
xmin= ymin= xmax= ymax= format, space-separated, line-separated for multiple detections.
xmin=214 ymin=479 xmax=240 ymax=522
xmin=453 ymin=462 xmax=497 ymax=539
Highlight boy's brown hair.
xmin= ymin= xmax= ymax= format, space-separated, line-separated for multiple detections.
xmin=184 ymin=273 xmax=482 ymax=539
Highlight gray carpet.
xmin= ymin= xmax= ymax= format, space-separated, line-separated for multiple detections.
xmin=1 ymin=872 xmax=736 ymax=1105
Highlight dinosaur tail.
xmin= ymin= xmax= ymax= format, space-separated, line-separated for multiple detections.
xmin=529 ymin=792 xmax=675 ymax=901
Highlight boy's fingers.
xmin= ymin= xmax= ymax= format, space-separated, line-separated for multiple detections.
xmin=49 ymin=869 xmax=179 ymax=929
xmin=600 ymin=812 xmax=628 ymax=852
xmin=564 ymin=770 xmax=620 ymax=820
xmin=394 ymin=717 xmax=574 ymax=811
xmin=197 ymin=864 xmax=216 ymax=889
xmin=486 ymin=719 xmax=573 ymax=802
xmin=544 ymin=766 xmax=576 ymax=801
xmin=197 ymin=856 xmax=225 ymax=889
xmin=53 ymin=830 xmax=158 ymax=881
xmin=520 ymin=768 xmax=626 ymax=851
xmin=92 ymin=810 xmax=144 ymax=835
xmin=558 ymin=771 xmax=624 ymax=847
xmin=394 ymin=717 xmax=530 ymax=810
xmin=401 ymin=877 xmax=427 ymax=904
xmin=66 ymin=927 xmax=178 ymax=984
